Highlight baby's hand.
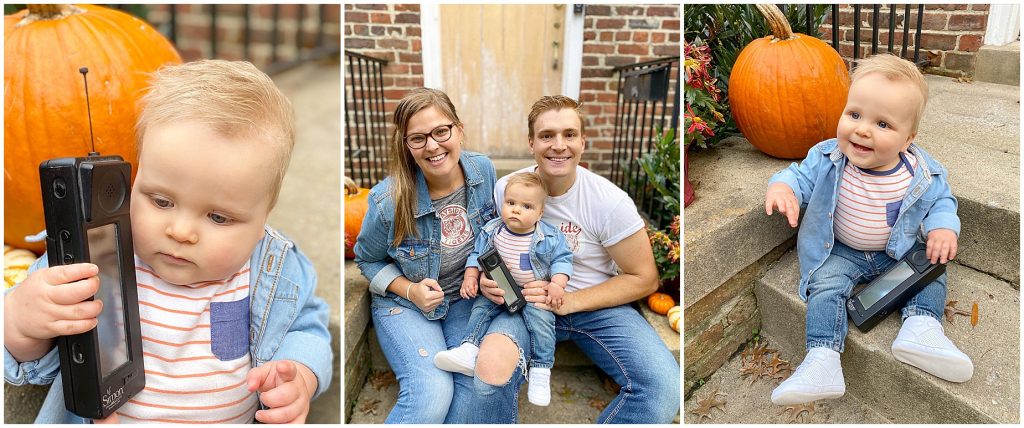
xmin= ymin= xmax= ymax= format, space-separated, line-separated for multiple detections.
xmin=246 ymin=360 xmax=317 ymax=424
xmin=546 ymin=282 xmax=565 ymax=309
xmin=765 ymin=182 xmax=800 ymax=228
xmin=460 ymin=268 xmax=479 ymax=299
xmin=5 ymin=264 xmax=103 ymax=362
xmin=926 ymin=228 xmax=958 ymax=264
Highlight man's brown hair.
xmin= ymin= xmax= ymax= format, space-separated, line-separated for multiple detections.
xmin=527 ymin=95 xmax=585 ymax=139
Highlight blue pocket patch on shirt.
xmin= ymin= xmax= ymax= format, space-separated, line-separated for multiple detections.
xmin=519 ymin=253 xmax=532 ymax=271
xmin=210 ymin=296 xmax=250 ymax=361
xmin=886 ymin=201 xmax=903 ymax=227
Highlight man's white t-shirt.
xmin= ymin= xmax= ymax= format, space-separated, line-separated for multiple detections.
xmin=495 ymin=166 xmax=644 ymax=292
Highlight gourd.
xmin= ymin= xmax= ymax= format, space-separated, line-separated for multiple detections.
xmin=647 ymin=292 xmax=676 ymax=315
xmin=4 ymin=4 xmax=182 ymax=253
xmin=344 ymin=177 xmax=370 ymax=259
xmin=667 ymin=306 xmax=680 ymax=332
xmin=728 ymin=4 xmax=850 ymax=159
xmin=4 ymin=245 xmax=37 ymax=288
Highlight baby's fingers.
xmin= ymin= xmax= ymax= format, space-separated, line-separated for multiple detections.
xmin=43 ymin=264 xmax=98 ymax=286
xmin=255 ymin=399 xmax=306 ymax=424
xmin=47 ymin=318 xmax=99 ymax=337
xmin=49 ymin=277 xmax=100 ymax=305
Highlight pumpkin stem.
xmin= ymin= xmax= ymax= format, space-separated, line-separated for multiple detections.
xmin=19 ymin=5 xmax=85 ymax=27
xmin=756 ymin=4 xmax=796 ymax=41
xmin=344 ymin=177 xmax=359 ymax=196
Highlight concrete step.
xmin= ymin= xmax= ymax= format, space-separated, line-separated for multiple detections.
xmin=684 ymin=336 xmax=891 ymax=424
xmin=755 ymin=250 xmax=1019 ymax=423
xmin=974 ymin=41 xmax=1020 ymax=86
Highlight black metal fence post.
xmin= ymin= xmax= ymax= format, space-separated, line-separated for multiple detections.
xmin=344 ymin=51 xmax=390 ymax=188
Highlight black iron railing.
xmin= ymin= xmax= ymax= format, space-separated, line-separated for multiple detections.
xmin=609 ymin=56 xmax=680 ymax=230
xmin=783 ymin=4 xmax=927 ymax=68
xmin=344 ymin=50 xmax=389 ymax=189
xmin=111 ymin=4 xmax=339 ymax=75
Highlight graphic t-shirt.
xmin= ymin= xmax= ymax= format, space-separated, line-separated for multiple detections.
xmin=432 ymin=185 xmax=474 ymax=296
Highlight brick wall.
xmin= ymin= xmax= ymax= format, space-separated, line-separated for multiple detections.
xmin=145 ymin=4 xmax=341 ymax=71
xmin=819 ymin=4 xmax=990 ymax=77
xmin=342 ymin=4 xmax=681 ymax=180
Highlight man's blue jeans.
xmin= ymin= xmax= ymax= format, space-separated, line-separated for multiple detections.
xmin=805 ymin=240 xmax=946 ymax=352
xmin=465 ymin=297 xmax=557 ymax=369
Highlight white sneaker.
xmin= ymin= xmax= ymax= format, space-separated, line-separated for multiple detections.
xmin=891 ymin=315 xmax=973 ymax=382
xmin=527 ymin=367 xmax=551 ymax=406
xmin=770 ymin=347 xmax=845 ymax=405
xmin=433 ymin=343 xmax=478 ymax=376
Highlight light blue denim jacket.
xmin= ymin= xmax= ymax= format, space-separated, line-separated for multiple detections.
xmin=768 ymin=138 xmax=960 ymax=301
xmin=3 ymin=226 xmax=332 ymax=424
xmin=465 ymin=217 xmax=573 ymax=283
xmin=354 ymin=151 xmax=498 ymax=318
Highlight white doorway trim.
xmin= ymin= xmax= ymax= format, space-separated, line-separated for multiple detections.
xmin=984 ymin=4 xmax=1020 ymax=46
xmin=420 ymin=4 xmax=443 ymax=89
xmin=561 ymin=4 xmax=586 ymax=100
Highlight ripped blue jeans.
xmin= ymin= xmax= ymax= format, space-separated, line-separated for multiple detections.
xmin=370 ymin=293 xmax=529 ymax=424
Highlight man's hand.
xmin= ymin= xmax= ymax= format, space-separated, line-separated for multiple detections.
xmin=408 ymin=278 xmax=444 ymax=312
xmin=926 ymin=228 xmax=958 ymax=264
xmin=5 ymin=263 xmax=103 ymax=362
xmin=478 ymin=275 xmax=505 ymax=305
xmin=765 ymin=182 xmax=800 ymax=228
xmin=546 ymin=282 xmax=565 ymax=309
xmin=246 ymin=360 xmax=317 ymax=424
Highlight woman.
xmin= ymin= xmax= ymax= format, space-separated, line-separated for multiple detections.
xmin=353 ymin=88 xmax=528 ymax=423
xmin=479 ymin=95 xmax=681 ymax=423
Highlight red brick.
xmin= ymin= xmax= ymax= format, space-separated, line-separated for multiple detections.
xmin=653 ymin=45 xmax=678 ymax=56
xmin=605 ymin=55 xmax=639 ymax=67
xmin=615 ymin=6 xmax=643 ymax=16
xmin=599 ymin=31 xmax=614 ymax=42
xmin=412 ymin=39 xmax=421 ymax=51
xmin=584 ymin=30 xmax=597 ymax=41
xmin=582 ymin=68 xmax=614 ymax=78
xmin=411 ymin=64 xmax=423 ymax=75
xmin=948 ymin=13 xmax=985 ymax=31
xmin=351 ymin=24 xmax=368 ymax=36
xmin=398 ymin=52 xmax=420 ymax=63
xmin=586 ymin=5 xmax=612 ymax=16
xmin=647 ymin=6 xmax=678 ymax=17
xmin=955 ymin=4 xmax=969 ymax=10
xmin=345 ymin=37 xmax=375 ymax=50
xmin=957 ymin=34 xmax=983 ymax=52
xmin=395 ymin=4 xmax=420 ymax=12
xmin=651 ymin=32 xmax=665 ymax=43
xmin=919 ymin=32 xmax=957 ymax=51
xmin=668 ymin=32 xmax=679 ymax=43
xmin=662 ymin=19 xmax=679 ymax=30
xmin=929 ymin=4 xmax=959 ymax=11
xmin=632 ymin=32 xmax=649 ymax=43
xmin=354 ymin=4 xmax=387 ymax=10
xmin=370 ymin=12 xmax=391 ymax=24
xmin=406 ymin=26 xmax=421 ymax=37
xmin=395 ymin=13 xmax=418 ymax=24
xmin=378 ymin=39 xmax=408 ymax=50
xmin=970 ymin=4 xmax=989 ymax=12
xmin=580 ymin=80 xmax=606 ymax=91
xmin=369 ymin=25 xmax=386 ymax=36
xmin=617 ymin=43 xmax=648 ymax=55
xmin=615 ymin=32 xmax=630 ymax=41
xmin=583 ymin=43 xmax=615 ymax=54
xmin=582 ymin=55 xmax=599 ymax=66
xmin=596 ymin=18 xmax=626 ymax=29
xmin=921 ymin=12 xmax=949 ymax=30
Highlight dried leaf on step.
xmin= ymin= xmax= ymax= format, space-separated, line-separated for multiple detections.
xmin=944 ymin=300 xmax=971 ymax=323
xmin=369 ymin=369 xmax=397 ymax=390
xmin=588 ymin=396 xmax=609 ymax=410
xmin=971 ymin=302 xmax=979 ymax=327
xmin=359 ymin=399 xmax=381 ymax=415
xmin=688 ymin=387 xmax=727 ymax=422
xmin=779 ymin=401 xmax=815 ymax=423
xmin=556 ymin=382 xmax=577 ymax=400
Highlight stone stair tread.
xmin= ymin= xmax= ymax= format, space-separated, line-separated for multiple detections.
xmin=684 ymin=336 xmax=891 ymax=424
xmin=757 ymin=250 xmax=1019 ymax=423
xmin=347 ymin=367 xmax=617 ymax=423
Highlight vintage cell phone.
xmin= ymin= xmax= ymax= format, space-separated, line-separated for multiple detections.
xmin=478 ymin=247 xmax=527 ymax=313
xmin=36 ymin=67 xmax=144 ymax=419
xmin=847 ymin=248 xmax=945 ymax=332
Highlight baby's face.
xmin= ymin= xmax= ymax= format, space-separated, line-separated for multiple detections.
xmin=131 ymin=122 xmax=277 ymax=285
xmin=836 ymin=72 xmax=919 ymax=171
xmin=501 ymin=183 xmax=546 ymax=234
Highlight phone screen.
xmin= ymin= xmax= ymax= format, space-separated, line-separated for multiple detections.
xmin=88 ymin=224 xmax=129 ymax=378
xmin=856 ymin=261 xmax=915 ymax=309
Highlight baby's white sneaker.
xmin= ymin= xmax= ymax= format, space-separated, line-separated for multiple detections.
xmin=770 ymin=347 xmax=845 ymax=405
xmin=433 ymin=343 xmax=479 ymax=376
xmin=891 ymin=315 xmax=973 ymax=382
xmin=527 ymin=367 xmax=552 ymax=406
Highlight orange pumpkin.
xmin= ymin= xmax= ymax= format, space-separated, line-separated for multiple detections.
xmin=344 ymin=177 xmax=370 ymax=259
xmin=647 ymin=292 xmax=675 ymax=315
xmin=728 ymin=4 xmax=850 ymax=159
xmin=5 ymin=4 xmax=181 ymax=253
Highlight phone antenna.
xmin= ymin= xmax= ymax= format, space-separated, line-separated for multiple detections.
xmin=79 ymin=67 xmax=99 ymax=156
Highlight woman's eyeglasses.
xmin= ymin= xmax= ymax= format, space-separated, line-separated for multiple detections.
xmin=405 ymin=124 xmax=455 ymax=149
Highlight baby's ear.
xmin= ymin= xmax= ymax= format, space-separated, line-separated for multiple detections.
xmin=903 ymin=132 xmax=916 ymax=151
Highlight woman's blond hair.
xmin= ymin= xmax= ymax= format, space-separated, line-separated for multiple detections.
xmin=389 ymin=88 xmax=463 ymax=246
xmin=851 ymin=54 xmax=929 ymax=133
xmin=135 ymin=60 xmax=295 ymax=207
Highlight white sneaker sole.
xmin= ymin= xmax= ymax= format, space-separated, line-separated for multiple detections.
xmin=770 ymin=388 xmax=844 ymax=406
xmin=892 ymin=340 xmax=973 ymax=383
xmin=433 ymin=354 xmax=475 ymax=377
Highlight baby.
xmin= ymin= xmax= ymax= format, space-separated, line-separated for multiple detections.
xmin=433 ymin=172 xmax=572 ymax=406
xmin=3 ymin=60 xmax=331 ymax=424
xmin=765 ymin=54 xmax=972 ymax=405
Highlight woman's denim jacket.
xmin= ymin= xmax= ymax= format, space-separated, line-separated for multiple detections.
xmin=768 ymin=138 xmax=960 ymax=301
xmin=465 ymin=217 xmax=573 ymax=283
xmin=354 ymin=151 xmax=499 ymax=320
xmin=3 ymin=226 xmax=332 ymax=424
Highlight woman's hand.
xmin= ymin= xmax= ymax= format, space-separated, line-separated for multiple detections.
xmin=408 ymin=278 xmax=444 ymax=312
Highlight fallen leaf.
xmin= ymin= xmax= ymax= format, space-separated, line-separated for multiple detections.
xmin=556 ymin=382 xmax=577 ymax=401
xmin=598 ymin=372 xmax=621 ymax=395
xmin=588 ymin=396 xmax=609 ymax=410
xmin=359 ymin=399 xmax=381 ymax=415
xmin=369 ymin=369 xmax=397 ymax=391
xmin=779 ymin=401 xmax=815 ymax=423
xmin=688 ymin=387 xmax=727 ymax=422
xmin=945 ymin=300 xmax=970 ymax=323
xmin=971 ymin=302 xmax=979 ymax=327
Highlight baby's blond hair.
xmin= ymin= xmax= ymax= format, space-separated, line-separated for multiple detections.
xmin=505 ymin=172 xmax=549 ymax=202
xmin=135 ymin=60 xmax=295 ymax=207
xmin=851 ymin=54 xmax=929 ymax=133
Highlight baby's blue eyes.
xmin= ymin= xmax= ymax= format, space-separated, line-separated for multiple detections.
xmin=209 ymin=213 xmax=231 ymax=224
xmin=877 ymin=121 xmax=888 ymax=129
xmin=152 ymin=196 xmax=172 ymax=208
xmin=850 ymin=112 xmax=860 ymax=119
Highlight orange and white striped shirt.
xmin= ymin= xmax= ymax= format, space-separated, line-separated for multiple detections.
xmin=493 ymin=224 xmax=537 ymax=287
xmin=115 ymin=257 xmax=258 ymax=424
xmin=834 ymin=153 xmax=917 ymax=251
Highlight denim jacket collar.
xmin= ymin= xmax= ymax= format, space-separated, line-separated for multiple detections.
xmin=414 ymin=151 xmax=488 ymax=218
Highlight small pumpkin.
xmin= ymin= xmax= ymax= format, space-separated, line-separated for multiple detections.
xmin=647 ymin=292 xmax=675 ymax=315
xmin=728 ymin=4 xmax=850 ymax=159
xmin=667 ymin=306 xmax=680 ymax=332
xmin=344 ymin=177 xmax=370 ymax=259
xmin=4 ymin=245 xmax=37 ymax=288
xmin=5 ymin=4 xmax=182 ymax=253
